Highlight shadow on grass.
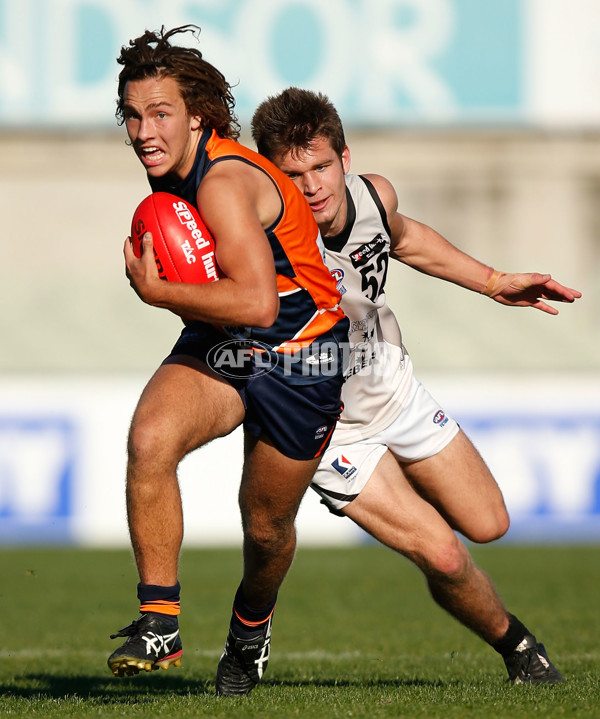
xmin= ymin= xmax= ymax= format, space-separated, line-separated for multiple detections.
xmin=3 ymin=673 xmax=452 ymax=701
xmin=3 ymin=673 xmax=213 ymax=701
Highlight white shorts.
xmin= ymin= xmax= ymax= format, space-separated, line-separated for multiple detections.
xmin=311 ymin=376 xmax=460 ymax=514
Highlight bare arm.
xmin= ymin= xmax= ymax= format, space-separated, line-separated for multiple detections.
xmin=365 ymin=173 xmax=582 ymax=315
xmin=124 ymin=161 xmax=280 ymax=327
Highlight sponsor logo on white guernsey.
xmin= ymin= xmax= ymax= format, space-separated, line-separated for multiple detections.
xmin=330 ymin=268 xmax=347 ymax=295
xmin=349 ymin=235 xmax=386 ymax=267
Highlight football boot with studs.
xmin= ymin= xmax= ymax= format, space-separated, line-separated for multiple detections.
xmin=215 ymin=615 xmax=273 ymax=696
xmin=108 ymin=613 xmax=182 ymax=677
xmin=504 ymin=634 xmax=564 ymax=684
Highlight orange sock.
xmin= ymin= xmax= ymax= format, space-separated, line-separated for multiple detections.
xmin=137 ymin=582 xmax=181 ymax=617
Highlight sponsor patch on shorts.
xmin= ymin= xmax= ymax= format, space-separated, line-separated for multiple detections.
xmin=314 ymin=424 xmax=329 ymax=440
xmin=331 ymin=455 xmax=357 ymax=480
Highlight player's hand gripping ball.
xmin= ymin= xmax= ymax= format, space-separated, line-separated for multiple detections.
xmin=131 ymin=192 xmax=220 ymax=283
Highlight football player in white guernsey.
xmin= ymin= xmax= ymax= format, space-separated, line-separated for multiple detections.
xmin=252 ymin=87 xmax=581 ymax=685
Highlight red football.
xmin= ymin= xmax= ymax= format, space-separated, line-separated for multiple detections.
xmin=130 ymin=192 xmax=219 ymax=284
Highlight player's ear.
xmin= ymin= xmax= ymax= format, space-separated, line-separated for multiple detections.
xmin=190 ymin=115 xmax=202 ymax=132
xmin=341 ymin=145 xmax=351 ymax=174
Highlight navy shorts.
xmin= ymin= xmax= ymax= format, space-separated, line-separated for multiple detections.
xmin=167 ymin=322 xmax=346 ymax=461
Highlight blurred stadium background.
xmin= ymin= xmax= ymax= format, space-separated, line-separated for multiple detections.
xmin=1 ymin=0 xmax=599 ymax=547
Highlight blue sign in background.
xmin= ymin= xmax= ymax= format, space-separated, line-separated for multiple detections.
xmin=0 ymin=416 xmax=76 ymax=543
xmin=0 ymin=0 xmax=524 ymax=128
xmin=1 ymin=406 xmax=599 ymax=545
xmin=459 ymin=413 xmax=600 ymax=542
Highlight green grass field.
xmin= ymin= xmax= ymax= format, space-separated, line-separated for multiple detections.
xmin=0 ymin=544 xmax=598 ymax=718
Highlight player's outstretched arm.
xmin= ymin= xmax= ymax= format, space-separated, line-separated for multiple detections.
xmin=481 ymin=270 xmax=582 ymax=315
xmin=369 ymin=173 xmax=582 ymax=315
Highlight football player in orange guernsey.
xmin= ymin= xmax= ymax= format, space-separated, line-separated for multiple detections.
xmin=108 ymin=25 xmax=348 ymax=695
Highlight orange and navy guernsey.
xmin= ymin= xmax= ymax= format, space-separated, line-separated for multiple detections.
xmin=150 ymin=128 xmax=349 ymax=383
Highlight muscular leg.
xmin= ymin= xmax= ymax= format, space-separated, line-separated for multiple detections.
xmin=343 ymin=450 xmax=510 ymax=643
xmin=214 ymin=435 xmax=320 ymax=695
xmin=126 ymin=357 xmax=245 ymax=585
xmin=238 ymin=433 xmax=321 ymax=607
xmin=403 ymin=429 xmax=510 ymax=543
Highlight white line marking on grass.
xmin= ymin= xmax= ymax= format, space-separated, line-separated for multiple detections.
xmin=0 ymin=648 xmax=375 ymax=661
xmin=2 ymin=649 xmax=595 ymax=662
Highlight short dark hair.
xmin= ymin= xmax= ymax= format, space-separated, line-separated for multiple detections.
xmin=251 ymin=87 xmax=345 ymax=161
xmin=116 ymin=24 xmax=240 ymax=140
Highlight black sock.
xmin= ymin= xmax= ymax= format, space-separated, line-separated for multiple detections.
xmin=137 ymin=582 xmax=180 ymax=627
xmin=230 ymin=582 xmax=276 ymax=639
xmin=492 ymin=614 xmax=531 ymax=656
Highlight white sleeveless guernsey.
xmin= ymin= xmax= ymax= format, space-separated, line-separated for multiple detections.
xmin=323 ymin=173 xmax=414 ymax=445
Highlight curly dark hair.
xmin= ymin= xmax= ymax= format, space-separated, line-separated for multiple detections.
xmin=116 ymin=24 xmax=240 ymax=140
xmin=251 ymin=87 xmax=345 ymax=161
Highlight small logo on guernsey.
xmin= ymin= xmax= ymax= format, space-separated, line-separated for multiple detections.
xmin=433 ymin=410 xmax=448 ymax=427
xmin=330 ymin=268 xmax=346 ymax=296
xmin=331 ymin=455 xmax=357 ymax=480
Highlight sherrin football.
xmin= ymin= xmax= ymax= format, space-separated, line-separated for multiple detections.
xmin=130 ymin=192 xmax=219 ymax=284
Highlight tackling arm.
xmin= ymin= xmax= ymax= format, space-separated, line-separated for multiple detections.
xmin=366 ymin=174 xmax=582 ymax=315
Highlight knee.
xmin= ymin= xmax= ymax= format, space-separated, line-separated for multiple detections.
xmin=422 ymin=537 xmax=471 ymax=580
xmin=128 ymin=416 xmax=158 ymax=464
xmin=242 ymin=509 xmax=296 ymax=555
xmin=127 ymin=414 xmax=183 ymax=472
xmin=405 ymin=530 xmax=470 ymax=581
xmin=463 ymin=507 xmax=510 ymax=544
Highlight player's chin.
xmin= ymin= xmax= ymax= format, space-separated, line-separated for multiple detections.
xmin=311 ymin=205 xmax=333 ymax=226
xmin=142 ymin=161 xmax=169 ymax=177
xmin=138 ymin=153 xmax=168 ymax=175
